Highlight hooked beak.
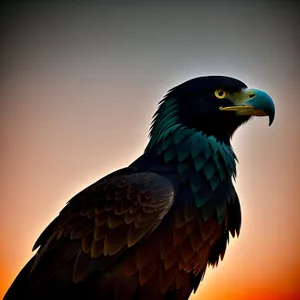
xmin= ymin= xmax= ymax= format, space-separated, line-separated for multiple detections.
xmin=219 ymin=88 xmax=275 ymax=126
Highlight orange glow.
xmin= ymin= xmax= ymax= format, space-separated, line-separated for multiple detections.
xmin=0 ymin=255 xmax=16 ymax=300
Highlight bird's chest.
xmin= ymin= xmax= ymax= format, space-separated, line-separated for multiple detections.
xmin=157 ymin=189 xmax=225 ymax=276
xmin=160 ymin=134 xmax=236 ymax=224
xmin=157 ymin=134 xmax=236 ymax=273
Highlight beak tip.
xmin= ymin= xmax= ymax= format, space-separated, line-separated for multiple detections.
xmin=247 ymin=89 xmax=275 ymax=126
xmin=269 ymin=114 xmax=275 ymax=126
xmin=267 ymin=103 xmax=275 ymax=126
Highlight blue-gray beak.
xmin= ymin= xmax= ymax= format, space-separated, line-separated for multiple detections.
xmin=219 ymin=88 xmax=275 ymax=126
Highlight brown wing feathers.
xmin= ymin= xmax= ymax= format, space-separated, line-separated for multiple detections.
xmin=117 ymin=202 xmax=223 ymax=297
xmin=9 ymin=170 xmax=233 ymax=299
xmin=29 ymin=172 xmax=174 ymax=288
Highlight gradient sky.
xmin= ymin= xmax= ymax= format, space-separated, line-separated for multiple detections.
xmin=0 ymin=1 xmax=299 ymax=299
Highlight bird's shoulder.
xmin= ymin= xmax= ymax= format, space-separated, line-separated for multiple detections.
xmin=30 ymin=167 xmax=175 ymax=283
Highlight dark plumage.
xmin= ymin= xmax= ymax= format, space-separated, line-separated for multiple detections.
xmin=4 ymin=76 xmax=275 ymax=300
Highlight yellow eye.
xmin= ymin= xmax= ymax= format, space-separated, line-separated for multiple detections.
xmin=214 ymin=89 xmax=227 ymax=99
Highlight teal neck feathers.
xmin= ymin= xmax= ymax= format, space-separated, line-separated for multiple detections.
xmin=145 ymin=95 xmax=238 ymax=223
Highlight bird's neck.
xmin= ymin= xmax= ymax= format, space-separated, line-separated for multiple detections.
xmin=129 ymin=128 xmax=237 ymax=223
xmin=132 ymin=127 xmax=237 ymax=186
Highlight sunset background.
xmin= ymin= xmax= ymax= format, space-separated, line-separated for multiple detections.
xmin=0 ymin=1 xmax=299 ymax=299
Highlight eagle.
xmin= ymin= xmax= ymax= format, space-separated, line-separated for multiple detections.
xmin=4 ymin=76 xmax=275 ymax=300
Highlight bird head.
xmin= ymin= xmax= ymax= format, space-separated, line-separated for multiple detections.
xmin=149 ymin=76 xmax=275 ymax=146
